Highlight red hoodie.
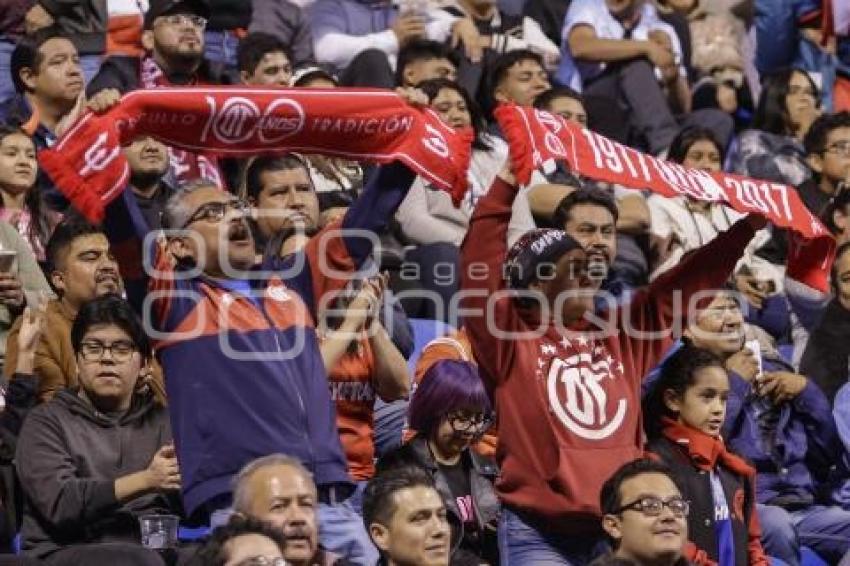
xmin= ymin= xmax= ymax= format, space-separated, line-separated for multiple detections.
xmin=459 ymin=177 xmax=759 ymax=534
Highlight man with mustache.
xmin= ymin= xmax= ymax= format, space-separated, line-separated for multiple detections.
xmin=5 ymin=219 xmax=165 ymax=404
xmin=87 ymin=0 xmax=223 ymax=188
xmin=233 ymin=454 xmax=346 ymax=566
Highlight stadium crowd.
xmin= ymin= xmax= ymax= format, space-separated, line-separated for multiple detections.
xmin=0 ymin=0 xmax=848 ymax=564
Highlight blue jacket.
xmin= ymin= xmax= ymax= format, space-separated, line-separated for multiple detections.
xmin=724 ymin=356 xmax=841 ymax=506
xmin=104 ymin=162 xmax=415 ymax=516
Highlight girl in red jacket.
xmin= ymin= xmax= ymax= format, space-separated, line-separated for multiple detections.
xmin=644 ymin=344 xmax=769 ymax=566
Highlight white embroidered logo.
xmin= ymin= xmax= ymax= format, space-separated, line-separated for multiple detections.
xmin=80 ymin=132 xmax=121 ymax=176
xmin=546 ymin=354 xmax=627 ymax=440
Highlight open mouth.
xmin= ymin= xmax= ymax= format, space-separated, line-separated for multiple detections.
xmin=227 ymin=222 xmax=251 ymax=242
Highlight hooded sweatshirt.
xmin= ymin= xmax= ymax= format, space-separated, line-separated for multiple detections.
xmin=15 ymin=388 xmax=176 ymax=559
xmin=459 ymin=177 xmax=758 ymax=534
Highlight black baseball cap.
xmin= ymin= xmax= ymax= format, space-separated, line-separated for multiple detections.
xmin=144 ymin=0 xmax=211 ymax=29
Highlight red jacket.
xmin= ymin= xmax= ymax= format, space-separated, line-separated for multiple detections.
xmin=459 ymin=177 xmax=758 ymax=534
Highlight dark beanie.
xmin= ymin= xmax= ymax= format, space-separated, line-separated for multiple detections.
xmin=504 ymin=229 xmax=582 ymax=289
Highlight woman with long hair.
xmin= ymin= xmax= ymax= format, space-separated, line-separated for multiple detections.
xmin=0 ymin=124 xmax=60 ymax=263
xmin=728 ymin=68 xmax=821 ymax=188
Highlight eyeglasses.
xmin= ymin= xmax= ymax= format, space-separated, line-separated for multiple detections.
xmin=182 ymin=199 xmax=250 ymax=229
xmin=155 ymin=13 xmax=208 ymax=29
xmin=446 ymin=411 xmax=492 ymax=435
xmin=79 ymin=340 xmax=137 ymax=363
xmin=824 ymin=141 xmax=850 ymax=158
xmin=617 ymin=496 xmax=689 ymax=518
xmin=234 ymin=558 xmax=288 ymax=566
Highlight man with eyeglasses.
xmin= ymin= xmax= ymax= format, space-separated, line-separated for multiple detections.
xmin=102 ymin=156 xmax=417 ymax=563
xmin=87 ymin=0 xmax=224 ymax=189
xmin=15 ymin=295 xmax=180 ymax=565
xmin=801 ymin=111 xmax=850 ymax=220
xmin=591 ymin=459 xmax=690 ymax=566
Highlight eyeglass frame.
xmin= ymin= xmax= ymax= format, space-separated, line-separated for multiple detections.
xmin=615 ymin=496 xmax=690 ymax=518
xmin=181 ymin=199 xmax=251 ymax=230
xmin=78 ymin=340 xmax=139 ymax=364
xmin=445 ymin=410 xmax=493 ymax=435
xmin=154 ymin=13 xmax=208 ymax=29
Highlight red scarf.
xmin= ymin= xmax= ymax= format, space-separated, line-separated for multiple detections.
xmin=495 ymin=104 xmax=835 ymax=292
xmin=39 ymin=87 xmax=472 ymax=222
xmin=660 ymin=417 xmax=755 ymax=478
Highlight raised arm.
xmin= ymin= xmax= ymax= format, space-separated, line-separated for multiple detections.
xmin=460 ymin=168 xmax=521 ymax=386
xmin=625 ymin=216 xmax=764 ymax=379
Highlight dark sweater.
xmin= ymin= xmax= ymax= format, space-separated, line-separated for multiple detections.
xmin=15 ymin=389 xmax=178 ymax=559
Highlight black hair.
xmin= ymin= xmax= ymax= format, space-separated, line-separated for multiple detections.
xmin=831 ymin=240 xmax=850 ymax=297
xmin=417 ymin=78 xmax=492 ymax=151
xmin=71 ymin=294 xmax=152 ymax=363
xmin=395 ymin=39 xmax=459 ymax=86
xmin=642 ymin=345 xmax=726 ymax=439
xmin=363 ymin=465 xmax=438 ymax=534
xmin=667 ymin=126 xmax=725 ymax=165
xmin=753 ymin=68 xmax=819 ymax=136
xmin=10 ymin=27 xmax=73 ymax=95
xmin=803 ymin=111 xmax=850 ymax=156
xmin=599 ymin=458 xmax=680 ymax=516
xmin=262 ymin=224 xmax=320 ymax=265
xmin=0 ymin=124 xmax=53 ymax=252
xmin=533 ymin=86 xmax=584 ymax=110
xmin=553 ymin=186 xmax=619 ymax=228
xmin=189 ymin=515 xmax=286 ymax=566
xmin=237 ymin=32 xmax=291 ymax=76
xmin=45 ymin=216 xmax=104 ymax=274
xmin=244 ymin=154 xmax=311 ymax=202
xmin=485 ymin=49 xmax=545 ymax=113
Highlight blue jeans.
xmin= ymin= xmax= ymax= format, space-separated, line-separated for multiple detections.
xmin=318 ymin=497 xmax=378 ymax=566
xmin=0 ymin=40 xmax=16 ymax=103
xmin=758 ymin=503 xmax=850 ymax=566
xmin=498 ymin=508 xmax=608 ymax=565
xmin=373 ymin=398 xmax=407 ymax=458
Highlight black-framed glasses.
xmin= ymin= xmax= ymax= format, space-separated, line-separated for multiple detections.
xmin=446 ymin=411 xmax=492 ymax=435
xmin=824 ymin=141 xmax=850 ymax=158
xmin=79 ymin=340 xmax=137 ymax=363
xmin=617 ymin=496 xmax=689 ymax=518
xmin=182 ymin=199 xmax=250 ymax=229
xmin=156 ymin=14 xmax=208 ymax=29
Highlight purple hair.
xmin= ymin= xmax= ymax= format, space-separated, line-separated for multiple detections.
xmin=408 ymin=360 xmax=492 ymax=435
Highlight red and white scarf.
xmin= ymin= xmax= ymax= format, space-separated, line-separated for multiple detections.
xmin=39 ymin=87 xmax=472 ymax=222
xmin=495 ymin=104 xmax=836 ymax=292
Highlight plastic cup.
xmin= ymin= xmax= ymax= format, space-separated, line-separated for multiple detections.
xmin=140 ymin=514 xmax=179 ymax=549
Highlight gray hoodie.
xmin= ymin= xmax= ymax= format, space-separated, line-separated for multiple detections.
xmin=15 ymin=389 xmax=177 ymax=559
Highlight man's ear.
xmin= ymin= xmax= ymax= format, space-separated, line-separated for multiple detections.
xmin=602 ymin=514 xmax=623 ymax=544
xmin=806 ymin=153 xmax=824 ymax=175
xmin=19 ymin=66 xmax=38 ymax=92
xmin=167 ymin=236 xmax=194 ymax=263
xmin=834 ymin=208 xmax=849 ymax=234
xmin=142 ymin=30 xmax=155 ymax=52
xmin=402 ymin=66 xmax=416 ymax=88
xmin=239 ymin=70 xmax=252 ymax=85
xmin=50 ymin=270 xmax=66 ymax=296
xmin=369 ymin=523 xmax=390 ymax=553
xmin=493 ymin=85 xmax=508 ymax=103
xmin=663 ymin=388 xmax=682 ymax=413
